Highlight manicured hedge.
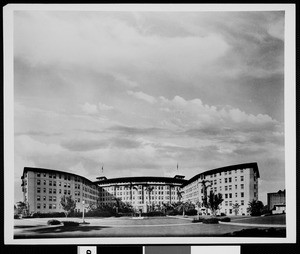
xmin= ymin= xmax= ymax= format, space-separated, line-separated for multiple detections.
xmin=142 ymin=211 xmax=165 ymax=217
xmin=219 ymin=217 xmax=231 ymax=222
xmin=192 ymin=217 xmax=204 ymax=223
xmin=47 ymin=219 xmax=61 ymax=225
xmin=185 ymin=209 xmax=198 ymax=216
xmin=62 ymin=221 xmax=80 ymax=226
xmin=202 ymin=218 xmax=219 ymax=224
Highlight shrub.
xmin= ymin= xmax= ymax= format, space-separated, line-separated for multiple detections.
xmin=62 ymin=221 xmax=80 ymax=226
xmin=220 ymin=213 xmax=226 ymax=216
xmin=142 ymin=211 xmax=165 ymax=217
xmin=31 ymin=212 xmax=65 ymax=218
xmin=47 ymin=219 xmax=61 ymax=225
xmin=14 ymin=214 xmax=20 ymax=219
xmin=219 ymin=217 xmax=231 ymax=222
xmin=185 ymin=209 xmax=198 ymax=216
xmin=192 ymin=217 xmax=204 ymax=223
xmin=202 ymin=218 xmax=219 ymax=224
xmin=166 ymin=210 xmax=180 ymax=216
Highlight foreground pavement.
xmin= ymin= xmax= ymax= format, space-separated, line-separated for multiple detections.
xmin=14 ymin=216 xmax=286 ymax=238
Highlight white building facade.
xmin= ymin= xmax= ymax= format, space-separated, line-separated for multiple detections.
xmin=182 ymin=163 xmax=259 ymax=215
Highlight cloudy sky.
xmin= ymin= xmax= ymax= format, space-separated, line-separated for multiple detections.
xmin=13 ymin=10 xmax=285 ymax=204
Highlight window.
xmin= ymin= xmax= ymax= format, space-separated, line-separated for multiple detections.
xmin=229 ymin=177 xmax=232 ymax=183
xmin=37 ymin=203 xmax=41 ymax=209
xmin=49 ymin=188 xmax=52 ymax=194
xmin=64 ymin=182 xmax=67 ymax=188
xmin=229 ymin=193 xmax=232 ymax=198
xmin=219 ymin=179 xmax=222 ymax=183
xmin=59 ymin=174 xmax=61 ymax=179
xmin=241 ymin=200 xmax=244 ymax=205
xmin=37 ymin=173 xmax=41 ymax=177
xmin=241 ymin=192 xmax=244 ymax=197
xmin=225 ymin=194 xmax=228 ymax=199
xmin=68 ymin=190 xmax=70 ymax=195
xmin=49 ymin=181 xmax=52 ymax=186
xmin=59 ymin=189 xmax=62 ymax=194
xmin=229 ymin=185 xmax=232 ymax=191
xmin=49 ymin=174 xmax=52 ymax=178
xmin=53 ymin=181 xmax=56 ymax=186
xmin=43 ymin=180 xmax=46 ymax=185
xmin=225 ymin=201 xmax=228 ymax=206
xmin=43 ymin=204 xmax=46 ymax=209
xmin=225 ymin=186 xmax=228 ymax=191
xmin=37 ymin=179 xmax=41 ymax=185
xmin=53 ymin=204 xmax=56 ymax=209
xmin=235 ymin=176 xmax=237 ymax=182
xmin=37 ymin=187 xmax=41 ymax=193
xmin=43 ymin=188 xmax=46 ymax=193
xmin=235 ymin=193 xmax=238 ymax=197
xmin=53 ymin=196 xmax=57 ymax=202
xmin=43 ymin=173 xmax=46 ymax=177
xmin=235 ymin=185 xmax=238 ymax=189
xmin=240 ymin=176 xmax=244 ymax=181
xmin=53 ymin=189 xmax=56 ymax=194
xmin=240 ymin=169 xmax=244 ymax=173
xmin=59 ymin=182 xmax=61 ymax=187
xmin=37 ymin=195 xmax=41 ymax=201
xmin=64 ymin=190 xmax=67 ymax=194
xmin=43 ymin=196 xmax=46 ymax=201
xmin=241 ymin=184 xmax=244 ymax=190
xmin=49 ymin=204 xmax=52 ymax=209
xmin=53 ymin=174 xmax=56 ymax=179
xmin=225 ymin=178 xmax=228 ymax=183
xmin=49 ymin=196 xmax=52 ymax=201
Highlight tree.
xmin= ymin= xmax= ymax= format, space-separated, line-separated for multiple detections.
xmin=232 ymin=203 xmax=240 ymax=216
xmin=175 ymin=200 xmax=194 ymax=217
xmin=145 ymin=185 xmax=154 ymax=212
xmin=60 ymin=195 xmax=76 ymax=217
xmin=206 ymin=191 xmax=224 ymax=216
xmin=247 ymin=199 xmax=264 ymax=216
xmin=177 ymin=189 xmax=184 ymax=202
xmin=16 ymin=201 xmax=29 ymax=216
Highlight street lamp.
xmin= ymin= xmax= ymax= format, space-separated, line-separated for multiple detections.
xmin=82 ymin=200 xmax=85 ymax=223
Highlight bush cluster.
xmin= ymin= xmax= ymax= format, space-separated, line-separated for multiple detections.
xmin=219 ymin=217 xmax=231 ymax=222
xmin=47 ymin=219 xmax=61 ymax=225
xmin=14 ymin=214 xmax=20 ymax=219
xmin=62 ymin=221 xmax=80 ymax=227
xmin=142 ymin=211 xmax=165 ymax=217
xmin=185 ymin=209 xmax=198 ymax=216
xmin=202 ymin=218 xmax=219 ymax=224
xmin=192 ymin=217 xmax=204 ymax=223
xmin=31 ymin=212 xmax=65 ymax=218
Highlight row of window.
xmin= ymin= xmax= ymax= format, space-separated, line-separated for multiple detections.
xmin=103 ymin=185 xmax=181 ymax=191
xmin=37 ymin=195 xmax=57 ymax=202
xmin=224 ymin=200 xmax=245 ymax=206
xmin=37 ymin=203 xmax=57 ymax=209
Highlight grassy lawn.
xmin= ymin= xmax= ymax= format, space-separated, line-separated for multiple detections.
xmin=13 ymin=215 xmax=286 ymax=238
xmin=230 ymin=214 xmax=286 ymax=225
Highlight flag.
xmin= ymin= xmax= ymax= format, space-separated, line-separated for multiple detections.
xmin=177 ymin=163 xmax=178 ymax=171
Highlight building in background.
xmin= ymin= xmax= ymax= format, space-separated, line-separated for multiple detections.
xmin=267 ymin=189 xmax=286 ymax=214
xmin=95 ymin=175 xmax=186 ymax=213
xmin=182 ymin=162 xmax=259 ymax=215
xmin=21 ymin=162 xmax=259 ymax=215
xmin=21 ymin=167 xmax=100 ymax=214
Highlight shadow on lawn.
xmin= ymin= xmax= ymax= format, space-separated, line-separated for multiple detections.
xmin=24 ymin=225 xmax=111 ymax=234
xmin=14 ymin=225 xmax=44 ymax=229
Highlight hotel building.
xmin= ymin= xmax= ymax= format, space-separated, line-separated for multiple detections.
xmin=21 ymin=167 xmax=101 ymax=214
xmin=21 ymin=162 xmax=259 ymax=215
xmin=182 ymin=163 xmax=259 ymax=215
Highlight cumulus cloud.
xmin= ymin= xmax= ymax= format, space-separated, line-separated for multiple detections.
xmin=127 ymin=90 xmax=157 ymax=104
xmin=81 ymin=102 xmax=98 ymax=115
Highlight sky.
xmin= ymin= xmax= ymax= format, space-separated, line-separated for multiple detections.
xmin=13 ymin=10 xmax=285 ymax=204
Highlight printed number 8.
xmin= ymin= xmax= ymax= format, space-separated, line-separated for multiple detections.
xmin=86 ymin=250 xmax=91 ymax=254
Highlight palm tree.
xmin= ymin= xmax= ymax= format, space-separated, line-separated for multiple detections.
xmin=145 ymin=185 xmax=154 ymax=212
xmin=177 ymin=189 xmax=184 ymax=202
xmin=200 ymin=179 xmax=212 ymax=213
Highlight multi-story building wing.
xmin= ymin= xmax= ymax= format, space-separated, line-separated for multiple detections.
xmin=21 ymin=162 xmax=259 ymax=216
xmin=94 ymin=175 xmax=186 ymax=213
xmin=21 ymin=167 xmax=100 ymax=214
xmin=181 ymin=162 xmax=259 ymax=215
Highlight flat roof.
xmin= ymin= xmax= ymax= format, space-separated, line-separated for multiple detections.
xmin=22 ymin=167 xmax=97 ymax=185
xmin=94 ymin=176 xmax=187 ymax=185
xmin=182 ymin=162 xmax=259 ymax=187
